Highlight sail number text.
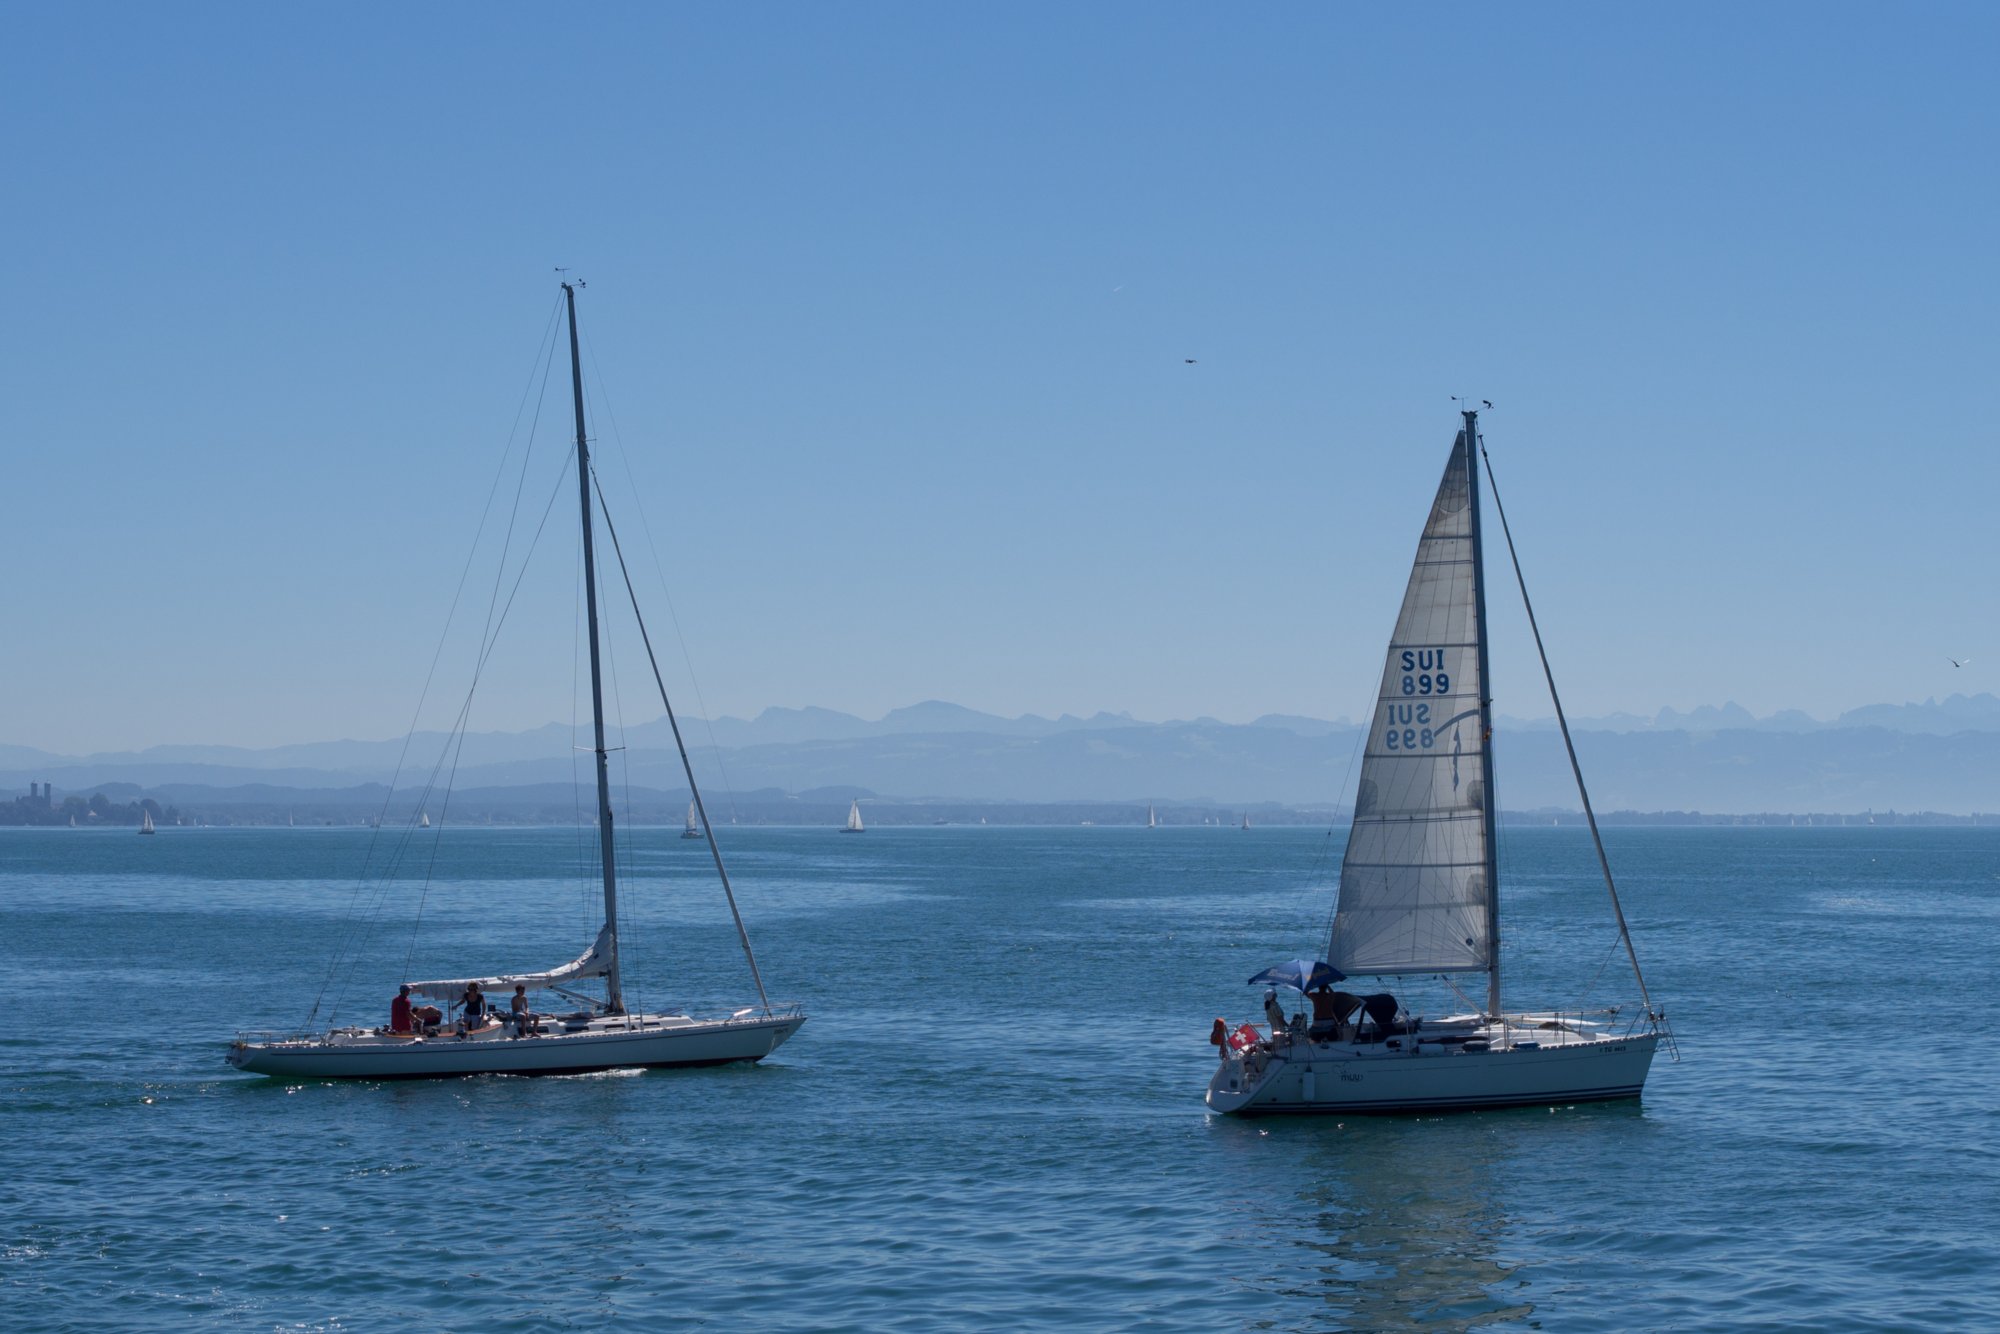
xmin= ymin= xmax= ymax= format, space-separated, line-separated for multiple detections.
xmin=1398 ymin=649 xmax=1450 ymax=698
xmin=1385 ymin=651 xmax=1456 ymax=750
xmin=1382 ymin=703 xmax=1436 ymax=750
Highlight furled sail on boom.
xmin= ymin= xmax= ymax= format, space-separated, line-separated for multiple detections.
xmin=406 ymin=923 xmax=615 ymax=1002
xmin=1327 ymin=430 xmax=1495 ymax=976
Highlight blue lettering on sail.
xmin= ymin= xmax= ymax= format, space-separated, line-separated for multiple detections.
xmin=1381 ymin=702 xmax=1438 ymax=751
xmin=1399 ymin=650 xmax=1451 ymax=697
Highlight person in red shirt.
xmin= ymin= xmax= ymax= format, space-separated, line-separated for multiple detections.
xmin=390 ymin=984 xmax=414 ymax=1034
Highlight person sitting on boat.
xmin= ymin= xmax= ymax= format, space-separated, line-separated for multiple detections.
xmin=510 ymin=984 xmax=537 ymax=1037
xmin=389 ymin=984 xmax=414 ymax=1035
xmin=459 ymin=982 xmax=490 ymax=1033
xmin=1308 ymin=986 xmax=1361 ymax=1041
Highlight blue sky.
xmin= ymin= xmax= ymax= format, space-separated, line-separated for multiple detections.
xmin=4 ymin=5 xmax=1996 ymax=753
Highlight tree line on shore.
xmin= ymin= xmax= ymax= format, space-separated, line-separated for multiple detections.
xmin=2 ymin=791 xmax=190 ymax=827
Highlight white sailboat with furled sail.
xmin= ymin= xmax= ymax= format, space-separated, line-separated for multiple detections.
xmin=228 ymin=283 xmax=804 ymax=1079
xmin=841 ymin=799 xmax=864 ymax=833
xmin=1207 ymin=410 xmax=1669 ymax=1115
xmin=681 ymin=799 xmax=702 ymax=839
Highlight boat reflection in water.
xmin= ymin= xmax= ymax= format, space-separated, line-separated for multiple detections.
xmin=1204 ymin=1107 xmax=1671 ymax=1331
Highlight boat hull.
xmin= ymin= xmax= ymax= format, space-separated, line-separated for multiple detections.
xmin=228 ymin=1013 xmax=803 ymax=1080
xmin=1206 ymin=1031 xmax=1658 ymax=1116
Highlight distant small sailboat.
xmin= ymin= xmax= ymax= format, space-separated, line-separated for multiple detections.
xmin=681 ymin=800 xmax=703 ymax=840
xmin=287 ymin=809 xmax=295 ymax=827
xmin=419 ymin=811 xmax=431 ymax=828
xmin=1146 ymin=804 xmax=1158 ymax=829
xmin=139 ymin=810 xmax=156 ymax=835
xmin=1240 ymin=813 xmax=1251 ymax=830
xmin=841 ymin=799 xmax=865 ymax=833
xmin=68 ymin=815 xmax=76 ymax=828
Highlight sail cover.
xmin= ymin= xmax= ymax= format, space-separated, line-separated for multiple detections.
xmin=406 ymin=922 xmax=615 ymax=1001
xmin=1327 ymin=431 xmax=1494 ymax=975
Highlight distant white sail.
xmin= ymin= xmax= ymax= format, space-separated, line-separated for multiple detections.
xmin=1147 ymin=804 xmax=1157 ymax=828
xmin=1327 ymin=430 xmax=1493 ymax=976
xmin=682 ymin=800 xmax=702 ymax=839
xmin=139 ymin=809 xmax=155 ymax=834
xmin=844 ymin=799 xmax=864 ymax=833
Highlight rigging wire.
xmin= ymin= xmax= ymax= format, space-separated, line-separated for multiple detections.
xmin=306 ymin=293 xmax=565 ymax=1027
xmin=591 ymin=467 xmax=773 ymax=1013
xmin=1308 ymin=723 xmax=1369 ymax=955
xmin=352 ymin=446 xmax=578 ymax=1009
xmin=1476 ymin=429 xmax=1659 ymax=1020
xmin=382 ymin=293 xmax=576 ymax=996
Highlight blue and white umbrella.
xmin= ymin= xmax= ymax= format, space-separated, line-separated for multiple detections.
xmin=1247 ymin=959 xmax=1346 ymax=992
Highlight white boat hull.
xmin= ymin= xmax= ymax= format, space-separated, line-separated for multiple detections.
xmin=228 ymin=1011 xmax=803 ymax=1080
xmin=1206 ymin=1026 xmax=1658 ymax=1116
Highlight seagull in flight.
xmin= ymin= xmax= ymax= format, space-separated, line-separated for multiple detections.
xmin=1951 ymin=657 xmax=1972 ymax=668
xmin=1184 ymin=358 xmax=1197 ymax=364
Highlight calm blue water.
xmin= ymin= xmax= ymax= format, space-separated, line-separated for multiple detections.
xmin=3 ymin=824 xmax=1996 ymax=1331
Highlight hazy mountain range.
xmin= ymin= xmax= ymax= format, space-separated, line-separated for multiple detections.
xmin=11 ymin=694 xmax=2000 ymax=816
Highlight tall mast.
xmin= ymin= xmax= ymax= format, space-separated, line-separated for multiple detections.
xmin=1461 ymin=409 xmax=1503 ymax=1018
xmin=564 ymin=281 xmax=623 ymax=1014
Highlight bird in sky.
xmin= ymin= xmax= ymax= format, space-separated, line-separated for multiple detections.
xmin=1184 ymin=358 xmax=1197 ymax=364
xmin=1951 ymin=657 xmax=1972 ymax=668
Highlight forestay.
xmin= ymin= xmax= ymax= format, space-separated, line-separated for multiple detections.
xmin=1327 ymin=430 xmax=1494 ymax=975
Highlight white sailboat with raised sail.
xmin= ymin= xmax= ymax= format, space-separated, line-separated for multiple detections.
xmin=229 ymin=283 xmax=804 ymax=1079
xmin=681 ymin=799 xmax=702 ymax=840
xmin=841 ymin=799 xmax=865 ymax=834
xmin=1207 ymin=410 xmax=1668 ymax=1115
xmin=1146 ymin=804 xmax=1158 ymax=828
xmin=138 ymin=809 xmax=155 ymax=835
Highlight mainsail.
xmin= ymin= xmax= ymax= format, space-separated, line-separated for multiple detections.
xmin=1327 ymin=429 xmax=1495 ymax=977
